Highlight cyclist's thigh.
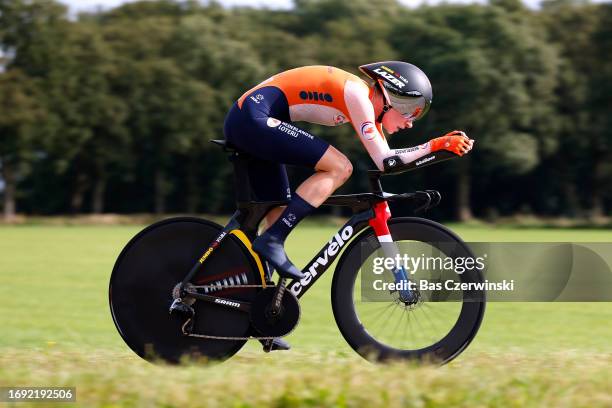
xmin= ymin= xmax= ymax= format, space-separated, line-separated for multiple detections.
xmin=225 ymin=87 xmax=330 ymax=168
xmin=248 ymin=117 xmax=330 ymax=168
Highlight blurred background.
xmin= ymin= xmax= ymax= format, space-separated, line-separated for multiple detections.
xmin=1 ymin=0 xmax=611 ymax=222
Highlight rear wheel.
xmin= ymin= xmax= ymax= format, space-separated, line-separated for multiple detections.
xmin=109 ymin=217 xmax=262 ymax=364
xmin=332 ymin=217 xmax=485 ymax=364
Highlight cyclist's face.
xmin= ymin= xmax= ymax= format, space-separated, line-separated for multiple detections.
xmin=382 ymin=108 xmax=413 ymax=134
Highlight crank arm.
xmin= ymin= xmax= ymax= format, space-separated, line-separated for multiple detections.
xmin=183 ymin=288 xmax=251 ymax=313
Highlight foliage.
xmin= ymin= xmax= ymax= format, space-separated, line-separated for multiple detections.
xmin=0 ymin=0 xmax=610 ymax=218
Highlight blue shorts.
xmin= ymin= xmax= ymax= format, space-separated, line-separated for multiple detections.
xmin=223 ymin=86 xmax=330 ymax=201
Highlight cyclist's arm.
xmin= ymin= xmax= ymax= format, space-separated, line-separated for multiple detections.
xmin=344 ymin=80 xmax=432 ymax=171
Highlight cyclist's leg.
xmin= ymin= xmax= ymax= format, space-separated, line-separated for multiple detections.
xmin=296 ymin=146 xmax=352 ymax=206
xmin=253 ymin=122 xmax=352 ymax=279
xmin=225 ymin=87 xmax=347 ymax=279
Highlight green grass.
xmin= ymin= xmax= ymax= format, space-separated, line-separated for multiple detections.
xmin=1 ymin=222 xmax=612 ymax=406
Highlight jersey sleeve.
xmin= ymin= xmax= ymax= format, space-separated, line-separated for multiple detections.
xmin=344 ymin=80 xmax=432 ymax=171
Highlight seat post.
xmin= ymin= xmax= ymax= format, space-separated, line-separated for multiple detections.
xmin=229 ymin=151 xmax=253 ymax=203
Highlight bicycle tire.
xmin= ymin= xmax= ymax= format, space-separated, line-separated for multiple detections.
xmin=331 ymin=217 xmax=486 ymax=364
xmin=109 ymin=217 xmax=262 ymax=364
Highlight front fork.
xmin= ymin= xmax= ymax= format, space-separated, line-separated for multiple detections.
xmin=369 ymin=201 xmax=414 ymax=303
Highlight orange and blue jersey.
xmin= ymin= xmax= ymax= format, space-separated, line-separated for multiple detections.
xmin=223 ymin=65 xmax=435 ymax=200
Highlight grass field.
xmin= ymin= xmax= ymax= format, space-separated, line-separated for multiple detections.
xmin=1 ymin=221 xmax=612 ymax=407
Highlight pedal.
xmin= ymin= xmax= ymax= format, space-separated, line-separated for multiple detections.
xmin=169 ymin=298 xmax=195 ymax=318
xmin=262 ymin=339 xmax=274 ymax=353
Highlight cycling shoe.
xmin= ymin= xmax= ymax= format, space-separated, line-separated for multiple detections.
xmin=252 ymin=232 xmax=305 ymax=280
xmin=259 ymin=337 xmax=291 ymax=352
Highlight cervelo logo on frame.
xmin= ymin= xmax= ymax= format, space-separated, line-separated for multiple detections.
xmin=267 ymin=118 xmax=282 ymax=128
xmin=360 ymin=121 xmax=376 ymax=140
xmin=289 ymin=225 xmax=354 ymax=296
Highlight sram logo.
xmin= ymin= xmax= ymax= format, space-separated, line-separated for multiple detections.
xmin=214 ymin=298 xmax=241 ymax=308
xmin=289 ymin=225 xmax=354 ymax=296
xmin=373 ymin=68 xmax=405 ymax=89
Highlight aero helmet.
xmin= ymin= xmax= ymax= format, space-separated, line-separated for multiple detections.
xmin=359 ymin=61 xmax=432 ymax=122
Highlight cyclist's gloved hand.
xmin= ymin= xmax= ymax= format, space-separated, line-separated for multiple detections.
xmin=430 ymin=130 xmax=474 ymax=156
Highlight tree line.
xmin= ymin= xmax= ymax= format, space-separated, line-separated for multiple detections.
xmin=1 ymin=0 xmax=611 ymax=221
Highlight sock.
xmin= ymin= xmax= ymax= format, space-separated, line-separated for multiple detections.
xmin=266 ymin=193 xmax=315 ymax=242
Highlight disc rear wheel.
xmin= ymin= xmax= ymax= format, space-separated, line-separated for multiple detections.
xmin=109 ymin=217 xmax=262 ymax=364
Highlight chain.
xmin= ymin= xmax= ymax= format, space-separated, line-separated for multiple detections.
xmin=181 ymin=318 xmax=275 ymax=340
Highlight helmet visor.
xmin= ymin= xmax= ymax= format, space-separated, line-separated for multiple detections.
xmin=387 ymin=92 xmax=430 ymax=121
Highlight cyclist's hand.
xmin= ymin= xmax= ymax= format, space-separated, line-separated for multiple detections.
xmin=430 ymin=131 xmax=474 ymax=156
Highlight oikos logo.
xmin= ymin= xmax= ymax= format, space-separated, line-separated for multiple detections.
xmin=289 ymin=225 xmax=354 ymax=296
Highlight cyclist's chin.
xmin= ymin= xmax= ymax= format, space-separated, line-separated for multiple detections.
xmin=384 ymin=125 xmax=400 ymax=134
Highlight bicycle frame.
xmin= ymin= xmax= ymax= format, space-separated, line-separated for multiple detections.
xmin=177 ymin=141 xmax=446 ymax=308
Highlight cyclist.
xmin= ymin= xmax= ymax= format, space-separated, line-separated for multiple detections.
xmin=223 ymin=61 xmax=474 ymax=350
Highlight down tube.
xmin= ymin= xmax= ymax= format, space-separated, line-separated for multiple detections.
xmin=288 ymin=210 xmax=373 ymax=298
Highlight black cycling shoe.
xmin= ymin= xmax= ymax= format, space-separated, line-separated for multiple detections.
xmin=252 ymin=233 xmax=305 ymax=280
xmin=259 ymin=338 xmax=291 ymax=352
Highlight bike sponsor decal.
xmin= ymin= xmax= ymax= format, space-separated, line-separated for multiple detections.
xmin=373 ymin=68 xmax=405 ymax=89
xmin=289 ymin=225 xmax=354 ymax=296
xmin=214 ymin=298 xmax=241 ymax=308
xmin=416 ymin=155 xmax=435 ymax=166
xmin=387 ymin=158 xmax=397 ymax=167
xmin=267 ymin=117 xmax=282 ymax=128
xmin=199 ymin=231 xmax=227 ymax=263
xmin=360 ymin=121 xmax=376 ymax=141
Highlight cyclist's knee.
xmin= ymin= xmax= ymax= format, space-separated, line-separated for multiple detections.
xmin=335 ymin=159 xmax=353 ymax=184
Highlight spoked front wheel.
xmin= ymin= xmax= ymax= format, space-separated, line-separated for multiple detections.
xmin=331 ymin=217 xmax=486 ymax=364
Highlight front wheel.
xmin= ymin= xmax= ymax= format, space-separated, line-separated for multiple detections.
xmin=331 ymin=217 xmax=486 ymax=364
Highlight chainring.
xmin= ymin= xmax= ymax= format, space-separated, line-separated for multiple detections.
xmin=250 ymin=287 xmax=300 ymax=337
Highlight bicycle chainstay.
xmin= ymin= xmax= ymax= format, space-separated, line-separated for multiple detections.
xmin=178 ymin=284 xmax=281 ymax=341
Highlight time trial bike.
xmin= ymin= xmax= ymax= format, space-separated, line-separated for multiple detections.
xmin=109 ymin=140 xmax=486 ymax=364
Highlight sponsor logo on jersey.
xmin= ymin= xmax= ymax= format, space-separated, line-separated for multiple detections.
xmin=373 ymin=68 xmax=405 ymax=89
xmin=267 ymin=117 xmax=282 ymax=128
xmin=360 ymin=121 xmax=376 ymax=140
xmin=416 ymin=155 xmax=435 ymax=166
xmin=289 ymin=225 xmax=354 ymax=296
xmin=277 ymin=122 xmax=314 ymax=140
xmin=299 ymin=90 xmax=333 ymax=103
xmin=249 ymin=93 xmax=264 ymax=104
